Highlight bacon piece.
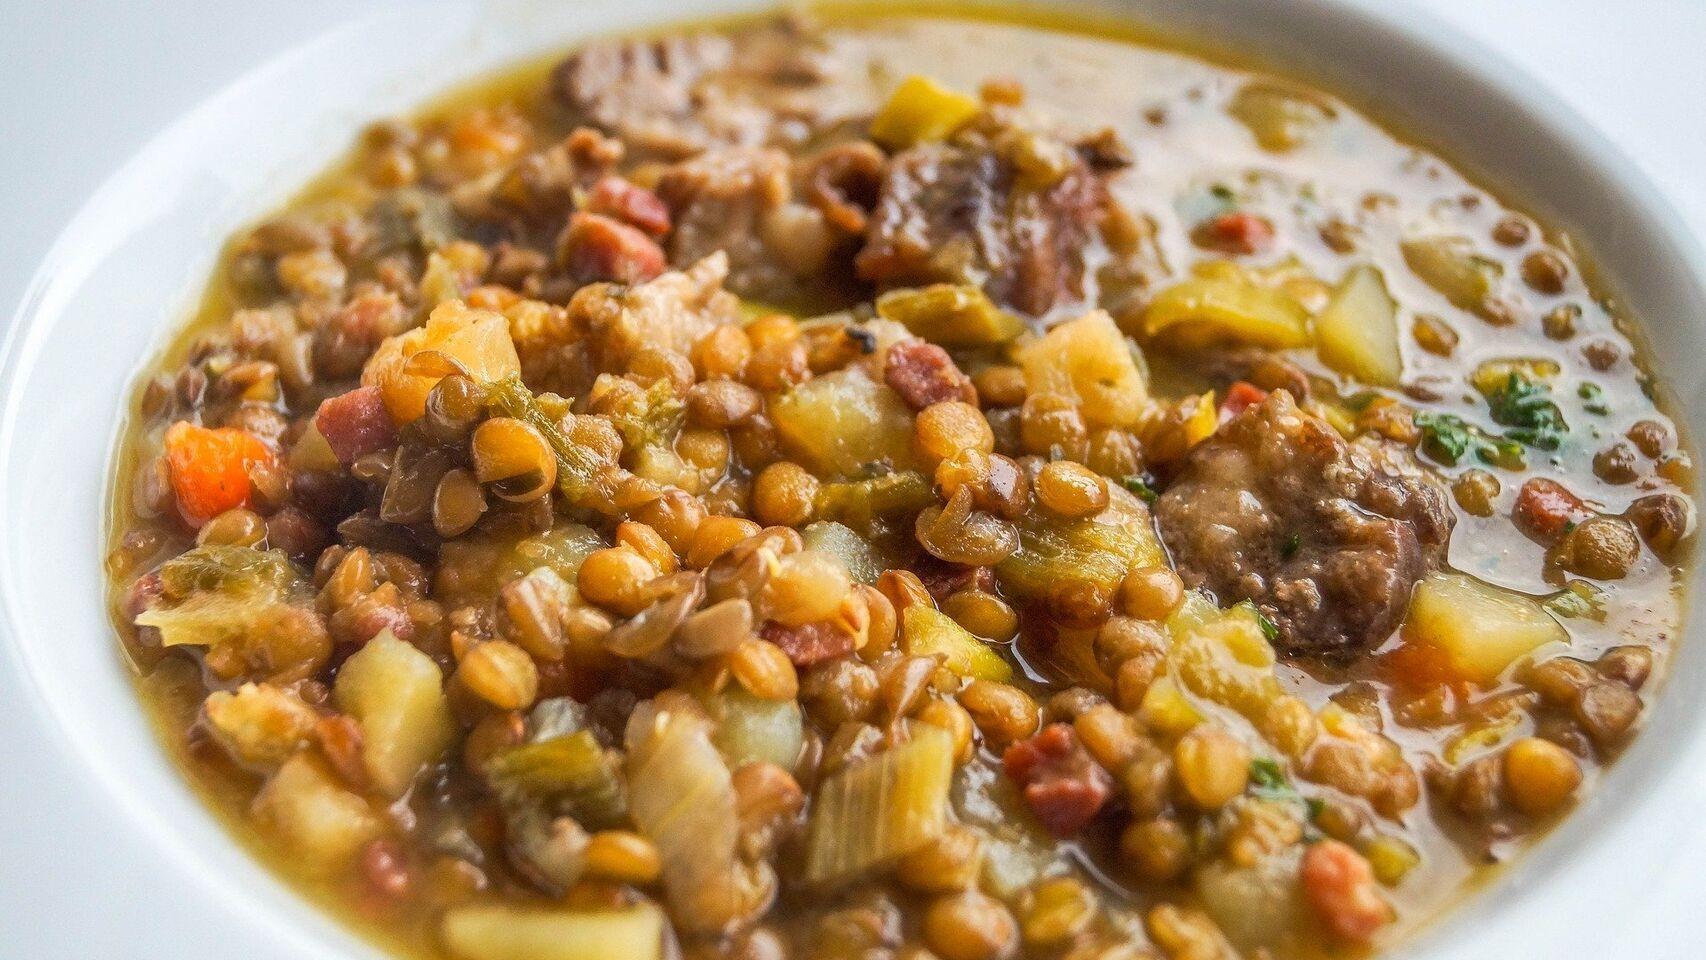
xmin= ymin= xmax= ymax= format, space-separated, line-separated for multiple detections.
xmin=315 ymin=386 xmax=398 ymax=468
xmin=884 ymin=340 xmax=976 ymax=410
xmin=1002 ymin=723 xmax=1114 ymax=837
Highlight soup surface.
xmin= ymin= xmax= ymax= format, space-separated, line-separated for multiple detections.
xmin=106 ymin=7 xmax=1695 ymax=960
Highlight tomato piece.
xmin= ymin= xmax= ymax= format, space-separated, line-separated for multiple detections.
xmin=1219 ymin=380 xmax=1269 ymax=421
xmin=163 ymin=422 xmax=274 ymax=527
xmin=1191 ymin=211 xmax=1275 ymax=255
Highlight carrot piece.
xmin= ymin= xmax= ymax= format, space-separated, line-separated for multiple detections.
xmin=163 ymin=422 xmax=274 ymax=527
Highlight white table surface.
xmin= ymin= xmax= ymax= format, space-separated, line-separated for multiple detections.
xmin=0 ymin=0 xmax=1702 ymax=956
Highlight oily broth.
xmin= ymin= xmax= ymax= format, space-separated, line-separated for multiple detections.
xmin=105 ymin=6 xmax=1690 ymax=960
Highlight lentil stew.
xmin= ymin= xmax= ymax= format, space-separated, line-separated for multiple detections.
xmin=105 ymin=7 xmax=1695 ymax=960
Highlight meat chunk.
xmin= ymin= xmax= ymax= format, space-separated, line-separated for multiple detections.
xmin=656 ymin=148 xmax=858 ymax=301
xmin=1154 ymin=392 xmax=1453 ymax=659
xmin=566 ymin=252 xmax=743 ymax=370
xmin=1002 ymin=723 xmax=1114 ymax=837
xmin=760 ymin=619 xmax=856 ymax=668
xmin=315 ymin=386 xmax=398 ymax=467
xmin=556 ymin=212 xmax=667 ymax=285
xmin=550 ymin=20 xmax=852 ymax=159
xmin=856 ymin=129 xmax=1111 ymax=316
xmin=883 ymin=340 xmax=976 ymax=409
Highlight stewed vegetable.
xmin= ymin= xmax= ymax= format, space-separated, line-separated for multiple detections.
xmin=107 ymin=8 xmax=1691 ymax=960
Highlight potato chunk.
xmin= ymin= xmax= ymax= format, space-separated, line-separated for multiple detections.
xmin=1015 ymin=311 xmax=1148 ymax=428
xmin=442 ymin=904 xmax=664 ymax=960
xmin=252 ymin=753 xmax=383 ymax=874
xmin=363 ymin=299 xmax=521 ymax=424
xmin=334 ymin=628 xmax=455 ymax=796
xmin=1402 ymin=572 xmax=1567 ymax=683
xmin=772 ymin=366 xmax=918 ymax=477
xmin=1316 ymin=264 xmax=1401 ymax=387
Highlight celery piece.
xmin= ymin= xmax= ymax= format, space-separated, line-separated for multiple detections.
xmin=136 ymin=546 xmax=305 ymax=648
xmin=709 ymin=690 xmax=806 ymax=773
xmin=814 ymin=470 xmax=935 ymax=531
xmin=902 ymin=606 xmax=1013 ymax=681
xmin=876 ymin=285 xmax=1025 ymax=346
xmin=1401 ymin=236 xmax=1506 ymax=322
xmin=625 ymin=707 xmax=739 ymax=919
xmin=484 ymin=374 xmax=605 ymax=501
xmin=442 ymin=904 xmax=663 ymax=960
xmin=1142 ymin=275 xmax=1313 ymax=350
xmin=489 ymin=729 xmax=629 ymax=829
xmin=804 ymin=725 xmax=954 ymax=883
xmin=801 ymin=521 xmax=887 ymax=584
xmin=997 ymin=495 xmax=1164 ymax=607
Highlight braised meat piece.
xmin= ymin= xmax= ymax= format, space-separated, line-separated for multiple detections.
xmin=855 ymin=128 xmax=1112 ymax=317
xmin=1154 ymin=392 xmax=1454 ymax=659
xmin=656 ymin=147 xmax=869 ymax=301
xmin=551 ymin=20 xmax=852 ymax=159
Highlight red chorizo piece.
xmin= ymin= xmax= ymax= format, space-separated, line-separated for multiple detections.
xmin=315 ymin=386 xmax=398 ymax=467
xmin=884 ymin=340 xmax=977 ymax=410
xmin=760 ymin=619 xmax=855 ymax=668
xmin=585 ymin=176 xmax=672 ymax=237
xmin=1512 ymin=477 xmax=1592 ymax=546
xmin=557 ymin=212 xmax=667 ymax=285
xmin=1002 ymin=723 xmax=1114 ymax=837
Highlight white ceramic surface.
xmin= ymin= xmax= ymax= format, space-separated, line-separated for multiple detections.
xmin=2 ymin=1 xmax=1703 ymax=958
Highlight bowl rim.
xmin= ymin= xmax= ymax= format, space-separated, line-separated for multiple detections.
xmin=1 ymin=1 xmax=1702 ymax=958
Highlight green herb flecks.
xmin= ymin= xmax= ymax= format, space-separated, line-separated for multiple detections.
xmin=1414 ymin=411 xmax=1526 ymax=470
xmin=1578 ymin=382 xmax=1611 ymax=416
xmin=1121 ymin=475 xmax=1159 ymax=503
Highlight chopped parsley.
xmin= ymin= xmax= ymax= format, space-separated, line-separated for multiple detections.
xmin=1254 ymin=608 xmax=1280 ymax=643
xmin=1121 ymin=475 xmax=1159 ymax=503
xmin=1414 ymin=411 xmax=1526 ymax=470
xmin=1578 ymin=381 xmax=1611 ymax=415
xmin=1281 ymin=532 xmax=1302 ymax=558
xmin=1485 ymin=372 xmax=1567 ymax=450
xmin=1248 ymin=757 xmax=1324 ymax=818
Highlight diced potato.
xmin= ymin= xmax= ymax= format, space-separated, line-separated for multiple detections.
xmin=1142 ymin=275 xmax=1312 ymax=350
xmin=1014 ymin=311 xmax=1148 ymax=428
xmin=1316 ymin=264 xmax=1401 ymax=387
xmin=876 ymin=285 xmax=1025 ymax=346
xmin=1195 ymin=850 xmax=1306 ymax=950
xmin=1138 ymin=675 xmax=1203 ymax=737
xmin=772 ymin=366 xmax=918 ymax=477
xmin=202 ymin=683 xmax=320 ymax=770
xmin=902 ymin=606 xmax=1014 ymax=681
xmin=363 ymin=299 xmax=522 ymax=424
xmin=252 ymin=753 xmax=383 ymax=874
xmin=442 ymin=904 xmax=664 ymax=960
xmin=1228 ymin=82 xmax=1336 ymax=152
xmin=334 ymin=629 xmax=455 ymax=797
xmin=1169 ymin=608 xmax=1285 ymax=722
xmin=1402 ymin=572 xmax=1568 ymax=683
xmin=870 ymin=75 xmax=981 ymax=150
xmin=805 ymin=725 xmax=954 ymax=883
xmin=286 ymin=421 xmax=341 ymax=473
xmin=1400 ymin=236 xmax=1505 ymax=322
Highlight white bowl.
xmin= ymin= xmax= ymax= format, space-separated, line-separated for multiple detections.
xmin=1 ymin=1 xmax=1702 ymax=957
